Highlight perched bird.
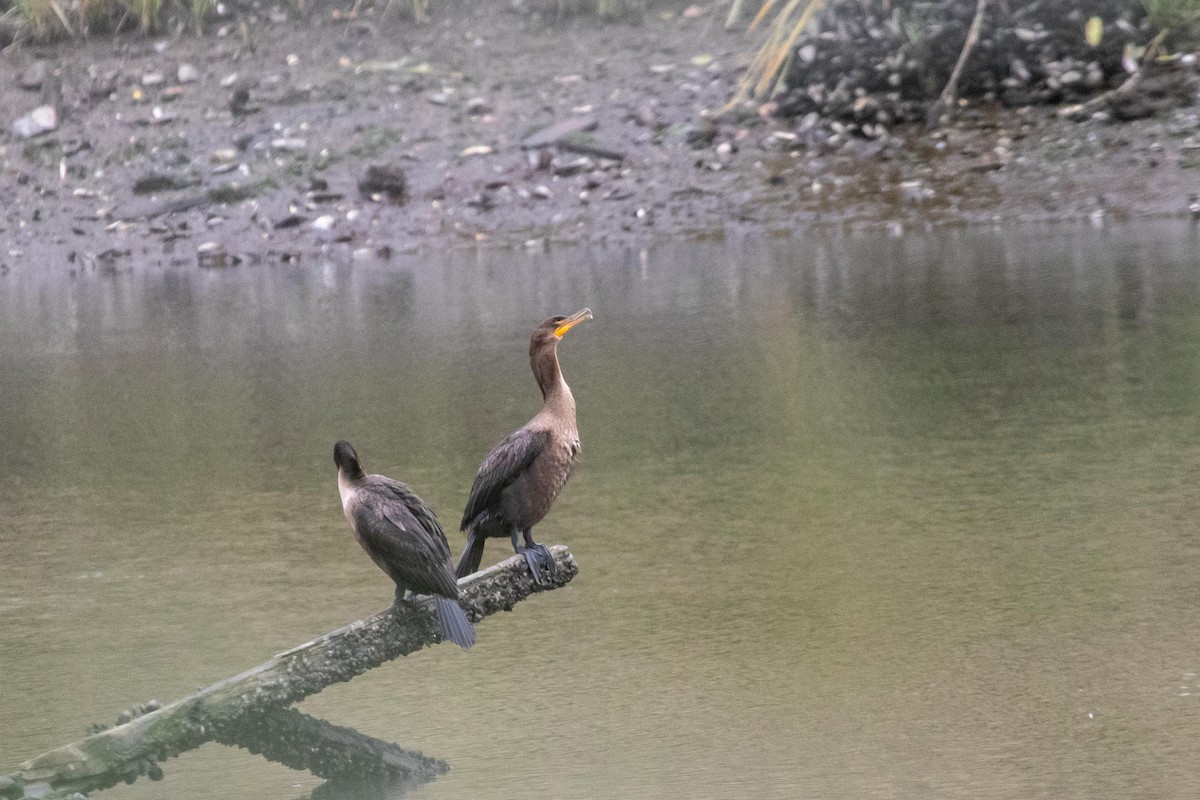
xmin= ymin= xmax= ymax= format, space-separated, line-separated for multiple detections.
xmin=334 ymin=440 xmax=474 ymax=649
xmin=457 ymin=308 xmax=593 ymax=583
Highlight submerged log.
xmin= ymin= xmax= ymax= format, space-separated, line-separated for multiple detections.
xmin=9 ymin=547 xmax=578 ymax=797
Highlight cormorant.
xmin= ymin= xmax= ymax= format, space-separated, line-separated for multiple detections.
xmin=457 ymin=308 xmax=593 ymax=583
xmin=334 ymin=440 xmax=475 ymax=649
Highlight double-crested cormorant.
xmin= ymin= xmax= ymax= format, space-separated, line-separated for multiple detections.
xmin=334 ymin=440 xmax=475 ymax=649
xmin=457 ymin=308 xmax=593 ymax=583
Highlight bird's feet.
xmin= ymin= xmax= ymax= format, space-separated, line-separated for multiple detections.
xmin=516 ymin=543 xmax=556 ymax=585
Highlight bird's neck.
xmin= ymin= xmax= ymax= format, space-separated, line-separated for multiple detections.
xmin=532 ymin=344 xmax=575 ymax=417
xmin=337 ymin=467 xmax=364 ymax=510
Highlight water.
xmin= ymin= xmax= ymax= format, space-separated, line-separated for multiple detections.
xmin=3 ymin=225 xmax=1200 ymax=799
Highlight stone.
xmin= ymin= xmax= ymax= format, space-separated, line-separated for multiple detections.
xmin=11 ymin=105 xmax=58 ymax=138
xmin=17 ymin=61 xmax=49 ymax=90
xmin=521 ymin=114 xmax=599 ymax=149
xmin=358 ymin=164 xmax=407 ymax=201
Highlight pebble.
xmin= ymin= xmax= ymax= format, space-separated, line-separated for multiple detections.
xmin=271 ymin=138 xmax=307 ymax=151
xmin=18 ymin=60 xmax=49 ymax=90
xmin=11 ymin=105 xmax=58 ymax=138
xmin=220 ymin=73 xmax=239 ymax=88
xmin=311 ymin=215 xmax=336 ymax=230
xmin=553 ymin=156 xmax=592 ymax=176
xmin=465 ymin=97 xmax=491 ymax=115
xmin=197 ymin=242 xmax=231 ymax=268
xmin=142 ymin=73 xmax=166 ymax=87
xmin=177 ymin=64 xmax=200 ymax=84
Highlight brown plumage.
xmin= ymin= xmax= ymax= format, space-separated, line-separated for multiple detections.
xmin=457 ymin=308 xmax=592 ymax=583
xmin=335 ymin=440 xmax=474 ymax=648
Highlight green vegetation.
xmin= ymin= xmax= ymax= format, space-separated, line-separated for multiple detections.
xmin=725 ymin=0 xmax=823 ymax=108
xmin=1144 ymin=0 xmax=1200 ymax=41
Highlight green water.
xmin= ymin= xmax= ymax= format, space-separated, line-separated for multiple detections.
xmin=3 ymin=225 xmax=1200 ymax=799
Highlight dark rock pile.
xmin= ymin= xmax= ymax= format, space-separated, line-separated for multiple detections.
xmin=774 ymin=0 xmax=1187 ymax=132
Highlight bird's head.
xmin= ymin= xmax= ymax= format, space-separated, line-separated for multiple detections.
xmin=531 ymin=307 xmax=593 ymax=351
xmin=333 ymin=440 xmax=364 ymax=477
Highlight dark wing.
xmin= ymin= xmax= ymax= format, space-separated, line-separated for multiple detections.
xmin=352 ymin=477 xmax=457 ymax=597
xmin=460 ymin=427 xmax=550 ymax=530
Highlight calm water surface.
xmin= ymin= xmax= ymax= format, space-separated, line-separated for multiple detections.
xmin=3 ymin=225 xmax=1200 ymax=799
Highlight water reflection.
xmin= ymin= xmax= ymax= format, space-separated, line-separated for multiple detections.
xmin=3 ymin=223 xmax=1200 ymax=799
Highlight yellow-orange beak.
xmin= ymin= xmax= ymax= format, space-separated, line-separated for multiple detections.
xmin=554 ymin=307 xmax=593 ymax=338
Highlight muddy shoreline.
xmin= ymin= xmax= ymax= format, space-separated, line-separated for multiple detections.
xmin=1 ymin=1 xmax=1198 ymax=271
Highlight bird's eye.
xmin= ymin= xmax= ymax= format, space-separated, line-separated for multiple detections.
xmin=549 ymin=316 xmax=566 ymax=324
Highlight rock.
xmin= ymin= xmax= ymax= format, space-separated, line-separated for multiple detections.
xmin=634 ymin=100 xmax=659 ymax=127
xmin=274 ymin=214 xmax=306 ymax=229
xmin=142 ymin=72 xmax=166 ymax=87
xmin=1010 ymin=59 xmax=1031 ymax=84
xmin=358 ymin=164 xmax=407 ymax=201
xmin=229 ymin=87 xmax=256 ymax=115
xmin=1013 ymin=27 xmax=1046 ymax=43
xmin=132 ymin=172 xmax=197 ymax=194
xmin=311 ymin=215 xmax=336 ymax=231
xmin=521 ymin=114 xmax=599 ymax=149
xmin=270 ymin=137 xmax=307 ymax=151
xmin=177 ymin=64 xmax=200 ymax=84
xmin=553 ymin=156 xmax=592 ymax=176
xmin=18 ymin=61 xmax=49 ymax=90
xmin=89 ymin=70 xmax=118 ymax=98
xmin=11 ymin=105 xmax=58 ymax=138
xmin=149 ymin=106 xmax=176 ymax=125
xmin=197 ymin=242 xmax=233 ymax=268
xmin=684 ymin=118 xmax=718 ymax=147
xmin=465 ymin=97 xmax=491 ymax=115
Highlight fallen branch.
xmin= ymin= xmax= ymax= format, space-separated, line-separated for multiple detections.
xmin=9 ymin=547 xmax=577 ymax=797
xmin=925 ymin=0 xmax=989 ymax=128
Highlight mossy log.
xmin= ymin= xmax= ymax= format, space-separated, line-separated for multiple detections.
xmin=8 ymin=547 xmax=578 ymax=797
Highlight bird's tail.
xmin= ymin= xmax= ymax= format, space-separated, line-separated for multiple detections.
xmin=456 ymin=530 xmax=486 ymax=579
xmin=435 ymin=596 xmax=475 ymax=649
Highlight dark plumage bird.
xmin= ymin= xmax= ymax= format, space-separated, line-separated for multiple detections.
xmin=457 ymin=308 xmax=593 ymax=583
xmin=334 ymin=440 xmax=474 ymax=649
